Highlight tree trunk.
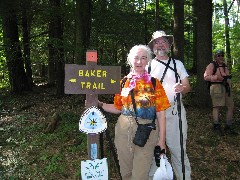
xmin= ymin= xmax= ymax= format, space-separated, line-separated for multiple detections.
xmin=144 ymin=0 xmax=148 ymax=44
xmin=75 ymin=0 xmax=92 ymax=64
xmin=48 ymin=0 xmax=65 ymax=96
xmin=223 ymin=0 xmax=232 ymax=72
xmin=22 ymin=1 xmax=34 ymax=89
xmin=155 ymin=0 xmax=160 ymax=30
xmin=1 ymin=0 xmax=30 ymax=93
xmin=193 ymin=0 xmax=213 ymax=107
xmin=173 ymin=0 xmax=184 ymax=61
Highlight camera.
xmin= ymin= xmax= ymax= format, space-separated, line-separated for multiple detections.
xmin=223 ymin=75 xmax=232 ymax=81
xmin=154 ymin=145 xmax=165 ymax=167
xmin=222 ymin=75 xmax=232 ymax=86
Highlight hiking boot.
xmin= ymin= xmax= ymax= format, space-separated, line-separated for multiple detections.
xmin=224 ymin=125 xmax=238 ymax=136
xmin=213 ymin=124 xmax=224 ymax=136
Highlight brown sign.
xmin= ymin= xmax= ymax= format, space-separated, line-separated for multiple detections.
xmin=64 ymin=64 xmax=121 ymax=94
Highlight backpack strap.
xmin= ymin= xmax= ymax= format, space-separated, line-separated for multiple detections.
xmin=151 ymin=77 xmax=156 ymax=90
xmin=212 ymin=61 xmax=218 ymax=75
xmin=120 ymin=77 xmax=128 ymax=90
xmin=148 ymin=62 xmax=152 ymax=74
xmin=158 ymin=57 xmax=171 ymax=83
xmin=150 ymin=57 xmax=180 ymax=83
xmin=173 ymin=58 xmax=181 ymax=83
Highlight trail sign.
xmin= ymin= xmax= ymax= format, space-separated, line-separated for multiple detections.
xmin=64 ymin=50 xmax=121 ymax=163
xmin=64 ymin=64 xmax=121 ymax=94
xmin=79 ymin=106 xmax=107 ymax=134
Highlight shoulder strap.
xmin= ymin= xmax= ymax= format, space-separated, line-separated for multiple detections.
xmin=222 ymin=63 xmax=226 ymax=73
xmin=155 ymin=57 xmax=180 ymax=83
xmin=212 ymin=61 xmax=218 ymax=75
xmin=173 ymin=58 xmax=180 ymax=83
xmin=148 ymin=63 xmax=152 ymax=74
xmin=130 ymin=90 xmax=138 ymax=122
xmin=151 ymin=77 xmax=156 ymax=90
xmin=120 ymin=77 xmax=128 ymax=90
xmin=159 ymin=57 xmax=171 ymax=83
xmin=148 ymin=59 xmax=166 ymax=84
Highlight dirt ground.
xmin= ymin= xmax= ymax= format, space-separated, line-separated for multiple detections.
xmin=0 ymin=82 xmax=240 ymax=179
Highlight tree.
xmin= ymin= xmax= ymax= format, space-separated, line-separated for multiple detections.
xmin=223 ymin=0 xmax=232 ymax=72
xmin=155 ymin=0 xmax=160 ymax=30
xmin=48 ymin=0 xmax=64 ymax=96
xmin=75 ymin=0 xmax=92 ymax=64
xmin=193 ymin=0 xmax=213 ymax=107
xmin=212 ymin=0 xmax=240 ymax=71
xmin=21 ymin=0 xmax=34 ymax=89
xmin=1 ymin=0 xmax=30 ymax=93
xmin=173 ymin=0 xmax=184 ymax=61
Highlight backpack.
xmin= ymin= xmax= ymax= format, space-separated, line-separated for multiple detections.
xmin=206 ymin=61 xmax=226 ymax=89
xmin=121 ymin=76 xmax=156 ymax=90
xmin=212 ymin=61 xmax=218 ymax=75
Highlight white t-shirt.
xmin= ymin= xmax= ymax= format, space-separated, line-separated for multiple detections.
xmin=147 ymin=58 xmax=189 ymax=103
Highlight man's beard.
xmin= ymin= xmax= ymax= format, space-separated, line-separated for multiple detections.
xmin=154 ymin=49 xmax=169 ymax=56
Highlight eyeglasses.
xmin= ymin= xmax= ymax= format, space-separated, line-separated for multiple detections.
xmin=133 ymin=56 xmax=148 ymax=61
xmin=154 ymin=39 xmax=168 ymax=45
xmin=217 ymin=54 xmax=224 ymax=57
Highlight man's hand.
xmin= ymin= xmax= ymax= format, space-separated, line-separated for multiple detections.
xmin=173 ymin=82 xmax=185 ymax=93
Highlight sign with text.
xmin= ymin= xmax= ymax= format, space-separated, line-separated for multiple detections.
xmin=64 ymin=64 xmax=121 ymax=94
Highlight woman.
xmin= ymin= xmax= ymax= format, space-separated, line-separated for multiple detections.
xmin=98 ymin=45 xmax=170 ymax=180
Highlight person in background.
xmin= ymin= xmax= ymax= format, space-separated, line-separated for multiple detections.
xmin=147 ymin=30 xmax=192 ymax=179
xmin=204 ymin=50 xmax=238 ymax=136
xmin=98 ymin=44 xmax=170 ymax=180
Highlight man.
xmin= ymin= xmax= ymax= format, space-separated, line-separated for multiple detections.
xmin=204 ymin=50 xmax=237 ymax=136
xmin=147 ymin=30 xmax=191 ymax=179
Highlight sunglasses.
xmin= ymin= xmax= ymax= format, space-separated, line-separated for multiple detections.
xmin=217 ymin=54 xmax=224 ymax=57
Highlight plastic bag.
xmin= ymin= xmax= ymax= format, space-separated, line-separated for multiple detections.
xmin=153 ymin=155 xmax=173 ymax=180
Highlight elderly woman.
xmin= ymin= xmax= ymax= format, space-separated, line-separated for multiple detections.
xmin=98 ymin=45 xmax=170 ymax=180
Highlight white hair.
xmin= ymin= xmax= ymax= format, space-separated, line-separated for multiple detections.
xmin=127 ymin=45 xmax=152 ymax=67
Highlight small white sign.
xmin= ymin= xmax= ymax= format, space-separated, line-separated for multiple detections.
xmin=81 ymin=158 xmax=108 ymax=180
xmin=79 ymin=106 xmax=107 ymax=134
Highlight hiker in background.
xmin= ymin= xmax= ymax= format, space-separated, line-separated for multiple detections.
xmin=147 ymin=30 xmax=192 ymax=180
xmin=204 ymin=50 xmax=238 ymax=136
xmin=98 ymin=44 xmax=170 ymax=180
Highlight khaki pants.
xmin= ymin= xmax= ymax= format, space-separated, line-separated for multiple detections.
xmin=114 ymin=114 xmax=159 ymax=180
xmin=166 ymin=102 xmax=191 ymax=180
xmin=210 ymin=84 xmax=234 ymax=107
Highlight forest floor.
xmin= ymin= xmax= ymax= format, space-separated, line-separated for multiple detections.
xmin=0 ymin=75 xmax=240 ymax=179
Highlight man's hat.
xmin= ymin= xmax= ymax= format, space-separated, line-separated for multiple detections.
xmin=215 ymin=49 xmax=224 ymax=55
xmin=148 ymin=30 xmax=174 ymax=51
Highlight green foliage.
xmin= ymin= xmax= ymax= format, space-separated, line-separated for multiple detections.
xmin=1 ymin=111 xmax=87 ymax=178
xmin=40 ymin=154 xmax=65 ymax=174
xmin=0 ymin=28 xmax=10 ymax=90
xmin=212 ymin=1 xmax=240 ymax=70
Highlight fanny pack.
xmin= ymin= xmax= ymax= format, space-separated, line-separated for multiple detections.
xmin=133 ymin=122 xmax=156 ymax=147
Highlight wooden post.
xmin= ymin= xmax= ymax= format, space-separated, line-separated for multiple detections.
xmin=85 ymin=50 xmax=99 ymax=160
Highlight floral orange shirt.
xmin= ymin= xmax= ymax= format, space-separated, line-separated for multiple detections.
xmin=114 ymin=78 xmax=170 ymax=120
